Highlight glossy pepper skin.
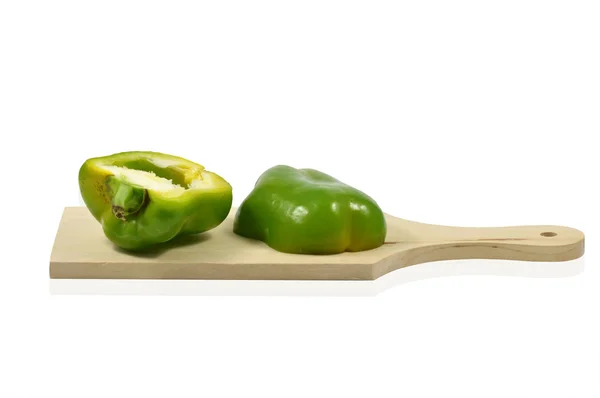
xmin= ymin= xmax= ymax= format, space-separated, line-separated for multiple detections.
xmin=79 ymin=151 xmax=232 ymax=250
xmin=233 ymin=165 xmax=386 ymax=254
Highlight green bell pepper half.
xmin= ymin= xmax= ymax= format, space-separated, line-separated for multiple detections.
xmin=233 ymin=165 xmax=386 ymax=254
xmin=79 ymin=151 xmax=232 ymax=250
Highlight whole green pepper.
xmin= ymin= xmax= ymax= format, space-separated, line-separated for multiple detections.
xmin=233 ymin=165 xmax=386 ymax=254
xmin=79 ymin=151 xmax=232 ymax=250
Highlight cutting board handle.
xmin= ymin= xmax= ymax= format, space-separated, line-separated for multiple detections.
xmin=383 ymin=217 xmax=585 ymax=266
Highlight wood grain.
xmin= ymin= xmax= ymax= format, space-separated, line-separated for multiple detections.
xmin=49 ymin=207 xmax=585 ymax=280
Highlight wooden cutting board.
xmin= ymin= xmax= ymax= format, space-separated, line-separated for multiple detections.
xmin=49 ymin=207 xmax=585 ymax=280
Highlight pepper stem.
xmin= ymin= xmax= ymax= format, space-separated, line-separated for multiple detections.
xmin=107 ymin=177 xmax=147 ymax=220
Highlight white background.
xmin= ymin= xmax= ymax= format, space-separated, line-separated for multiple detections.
xmin=1 ymin=1 xmax=599 ymax=397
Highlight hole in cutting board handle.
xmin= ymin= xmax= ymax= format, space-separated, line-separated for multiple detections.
xmin=541 ymin=232 xmax=558 ymax=237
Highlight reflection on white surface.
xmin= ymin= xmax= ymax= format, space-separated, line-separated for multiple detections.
xmin=49 ymin=257 xmax=585 ymax=297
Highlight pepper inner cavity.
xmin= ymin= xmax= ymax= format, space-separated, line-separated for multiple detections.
xmin=101 ymin=165 xmax=188 ymax=194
